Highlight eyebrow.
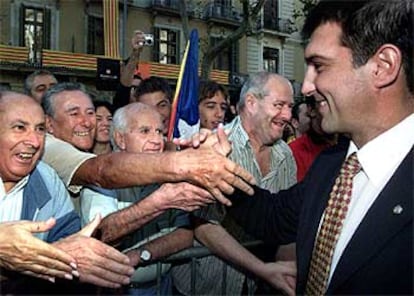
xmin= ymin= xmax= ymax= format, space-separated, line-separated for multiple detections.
xmin=64 ymin=106 xmax=81 ymax=113
xmin=10 ymin=119 xmax=45 ymax=127
xmin=305 ymin=54 xmax=331 ymax=64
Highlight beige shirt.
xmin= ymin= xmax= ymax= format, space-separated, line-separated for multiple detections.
xmin=42 ymin=134 xmax=95 ymax=194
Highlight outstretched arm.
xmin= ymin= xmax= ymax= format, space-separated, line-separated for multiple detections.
xmin=73 ymin=126 xmax=255 ymax=205
xmin=194 ymin=219 xmax=296 ymax=295
xmin=126 ymin=228 xmax=194 ymax=266
xmin=96 ymin=182 xmax=213 ymax=245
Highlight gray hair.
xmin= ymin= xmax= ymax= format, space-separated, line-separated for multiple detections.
xmin=42 ymin=82 xmax=88 ymax=118
xmin=23 ymin=70 xmax=57 ymax=95
xmin=238 ymin=72 xmax=293 ymax=112
xmin=111 ymin=102 xmax=162 ymax=151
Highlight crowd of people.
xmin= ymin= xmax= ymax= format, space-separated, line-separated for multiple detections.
xmin=0 ymin=0 xmax=412 ymax=295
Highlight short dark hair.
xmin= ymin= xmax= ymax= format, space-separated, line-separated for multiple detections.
xmin=134 ymin=76 xmax=172 ymax=102
xmin=42 ymin=82 xmax=87 ymax=117
xmin=94 ymin=100 xmax=114 ymax=115
xmin=24 ymin=69 xmax=57 ymax=94
xmin=199 ymin=80 xmax=228 ymax=103
xmin=302 ymin=0 xmax=413 ymax=93
xmin=291 ymin=100 xmax=307 ymax=120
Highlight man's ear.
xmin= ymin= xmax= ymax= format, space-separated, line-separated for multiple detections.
xmin=114 ymin=130 xmax=126 ymax=151
xmin=245 ymin=93 xmax=257 ymax=113
xmin=45 ymin=115 xmax=54 ymax=134
xmin=372 ymin=44 xmax=402 ymax=89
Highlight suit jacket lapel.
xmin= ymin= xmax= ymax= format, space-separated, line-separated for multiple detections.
xmin=296 ymin=147 xmax=347 ymax=292
xmin=327 ymin=147 xmax=413 ymax=292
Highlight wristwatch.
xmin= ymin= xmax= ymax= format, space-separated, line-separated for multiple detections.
xmin=139 ymin=249 xmax=152 ymax=262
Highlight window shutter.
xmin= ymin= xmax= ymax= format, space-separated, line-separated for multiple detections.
xmin=19 ymin=5 xmax=25 ymax=46
xmin=43 ymin=7 xmax=51 ymax=49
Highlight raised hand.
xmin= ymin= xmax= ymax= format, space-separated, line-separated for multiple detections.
xmin=0 ymin=218 xmax=77 ymax=282
xmin=53 ymin=215 xmax=134 ymax=288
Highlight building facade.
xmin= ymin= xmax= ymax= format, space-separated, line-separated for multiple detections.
xmin=0 ymin=0 xmax=305 ymax=99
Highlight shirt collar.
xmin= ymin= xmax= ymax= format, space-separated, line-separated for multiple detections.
xmin=348 ymin=114 xmax=414 ymax=187
xmin=0 ymin=175 xmax=30 ymax=199
xmin=227 ymin=116 xmax=250 ymax=147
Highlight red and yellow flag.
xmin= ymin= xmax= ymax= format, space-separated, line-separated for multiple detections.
xmin=103 ymin=0 xmax=119 ymax=58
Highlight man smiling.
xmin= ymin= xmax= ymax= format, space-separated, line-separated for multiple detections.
xmin=40 ymin=82 xmax=255 ymax=245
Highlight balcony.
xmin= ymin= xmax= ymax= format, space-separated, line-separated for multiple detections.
xmin=262 ymin=17 xmax=294 ymax=35
xmin=151 ymin=0 xmax=194 ymax=17
xmin=203 ymin=2 xmax=242 ymax=27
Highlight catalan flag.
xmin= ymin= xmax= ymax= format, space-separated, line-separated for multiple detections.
xmin=103 ymin=0 xmax=119 ymax=58
xmin=167 ymin=29 xmax=200 ymax=140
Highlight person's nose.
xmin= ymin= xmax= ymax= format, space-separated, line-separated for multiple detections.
xmin=102 ymin=117 xmax=111 ymax=127
xmin=280 ymin=105 xmax=292 ymax=122
xmin=215 ymin=106 xmax=225 ymax=119
xmin=25 ymin=130 xmax=42 ymax=149
xmin=80 ymin=114 xmax=94 ymax=128
xmin=149 ymin=132 xmax=163 ymax=145
xmin=302 ymin=67 xmax=317 ymax=97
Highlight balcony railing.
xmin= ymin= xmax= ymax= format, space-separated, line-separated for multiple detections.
xmin=203 ymin=2 xmax=242 ymax=24
xmin=0 ymin=45 xmax=229 ymax=85
xmin=263 ymin=17 xmax=294 ymax=34
xmin=151 ymin=0 xmax=194 ymax=15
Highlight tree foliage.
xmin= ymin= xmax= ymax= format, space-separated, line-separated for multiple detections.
xmin=179 ymin=0 xmax=266 ymax=79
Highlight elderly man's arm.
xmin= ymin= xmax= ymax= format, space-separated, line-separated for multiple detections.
xmin=73 ymin=126 xmax=255 ymax=206
xmin=96 ymin=182 xmax=213 ymax=245
xmin=0 ymin=219 xmax=78 ymax=283
xmin=125 ymin=228 xmax=194 ymax=267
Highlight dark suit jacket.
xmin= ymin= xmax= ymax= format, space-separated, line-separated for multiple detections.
xmin=228 ymin=144 xmax=413 ymax=294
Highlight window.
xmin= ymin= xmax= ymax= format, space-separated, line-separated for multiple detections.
xmin=87 ymin=15 xmax=104 ymax=55
xmin=154 ymin=28 xmax=179 ymax=64
xmin=263 ymin=0 xmax=279 ymax=30
xmin=263 ymin=47 xmax=279 ymax=73
xmin=211 ymin=37 xmax=238 ymax=72
xmin=214 ymin=0 xmax=232 ymax=7
xmin=20 ymin=6 xmax=50 ymax=62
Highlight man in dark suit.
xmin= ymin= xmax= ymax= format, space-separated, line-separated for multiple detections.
xmin=224 ymin=0 xmax=413 ymax=294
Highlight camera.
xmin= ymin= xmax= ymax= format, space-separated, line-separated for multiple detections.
xmin=144 ymin=34 xmax=154 ymax=46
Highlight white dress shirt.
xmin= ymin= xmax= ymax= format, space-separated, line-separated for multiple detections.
xmin=329 ymin=114 xmax=414 ymax=282
xmin=0 ymin=176 xmax=29 ymax=222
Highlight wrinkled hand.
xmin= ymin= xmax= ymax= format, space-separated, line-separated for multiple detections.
xmin=154 ymin=182 xmax=215 ymax=212
xmin=262 ymin=261 xmax=296 ymax=296
xmin=0 ymin=218 xmax=77 ymax=283
xmin=53 ymin=215 xmax=134 ymax=288
xmin=175 ymin=125 xmax=255 ymax=205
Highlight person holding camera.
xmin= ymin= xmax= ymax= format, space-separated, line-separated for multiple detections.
xmin=113 ymin=30 xmax=147 ymax=111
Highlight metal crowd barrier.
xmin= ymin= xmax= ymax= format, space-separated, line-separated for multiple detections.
xmin=144 ymin=240 xmax=264 ymax=296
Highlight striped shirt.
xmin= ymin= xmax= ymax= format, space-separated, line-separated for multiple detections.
xmin=171 ymin=116 xmax=297 ymax=295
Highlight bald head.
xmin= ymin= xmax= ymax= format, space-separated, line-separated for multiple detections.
xmin=0 ymin=91 xmax=42 ymax=111
xmin=238 ymin=72 xmax=293 ymax=112
xmin=236 ymin=72 xmax=294 ymax=146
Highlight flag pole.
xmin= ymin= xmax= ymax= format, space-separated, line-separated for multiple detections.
xmin=167 ymin=41 xmax=191 ymax=141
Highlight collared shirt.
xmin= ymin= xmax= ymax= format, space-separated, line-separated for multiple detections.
xmin=227 ymin=116 xmax=297 ymax=194
xmin=330 ymin=113 xmax=414 ymax=282
xmin=174 ymin=116 xmax=297 ymax=296
xmin=43 ymin=133 xmax=96 ymax=194
xmin=0 ymin=176 xmax=28 ymax=222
